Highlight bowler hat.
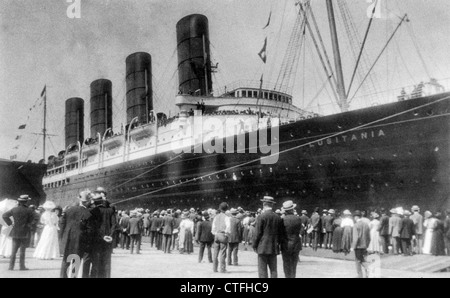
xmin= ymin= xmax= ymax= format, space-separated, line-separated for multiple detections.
xmin=353 ymin=210 xmax=362 ymax=217
xmin=219 ymin=202 xmax=229 ymax=212
xmin=261 ymin=196 xmax=275 ymax=204
xmin=18 ymin=194 xmax=31 ymax=202
xmin=282 ymin=200 xmax=296 ymax=211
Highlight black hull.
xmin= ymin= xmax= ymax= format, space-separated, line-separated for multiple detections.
xmin=45 ymin=93 xmax=450 ymax=212
xmin=0 ymin=159 xmax=47 ymax=205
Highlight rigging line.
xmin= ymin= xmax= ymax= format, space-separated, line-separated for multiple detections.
xmin=48 ymin=136 xmax=58 ymax=157
xmin=304 ymin=75 xmax=333 ymax=111
xmin=393 ymin=38 xmax=415 ymax=85
xmin=349 ymin=14 xmax=408 ymax=104
xmin=346 ymin=0 xmax=377 ymax=98
xmin=113 ymin=93 xmax=450 ymax=206
xmin=405 ymin=22 xmax=432 ymax=78
xmin=110 ymin=153 xmax=184 ymax=191
xmin=302 ymin=5 xmax=339 ymax=105
xmin=24 ymin=135 xmax=41 ymax=161
xmin=307 ymin=5 xmax=338 ymax=90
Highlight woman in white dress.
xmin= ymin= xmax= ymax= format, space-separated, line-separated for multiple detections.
xmin=33 ymin=201 xmax=60 ymax=260
xmin=340 ymin=210 xmax=354 ymax=255
xmin=422 ymin=211 xmax=435 ymax=255
xmin=368 ymin=213 xmax=382 ymax=254
xmin=0 ymin=199 xmax=17 ymax=258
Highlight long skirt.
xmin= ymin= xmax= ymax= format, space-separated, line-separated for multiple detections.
xmin=332 ymin=227 xmax=343 ymax=253
xmin=423 ymin=229 xmax=433 ymax=254
xmin=430 ymin=230 xmax=446 ymax=256
xmin=33 ymin=225 xmax=60 ymax=260
xmin=368 ymin=229 xmax=381 ymax=253
xmin=341 ymin=226 xmax=353 ymax=255
xmin=183 ymin=230 xmax=194 ymax=254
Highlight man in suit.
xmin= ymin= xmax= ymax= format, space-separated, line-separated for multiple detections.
xmin=310 ymin=207 xmax=321 ymax=251
xmin=149 ymin=211 xmax=159 ymax=247
xmin=399 ymin=210 xmax=415 ymax=256
xmin=389 ymin=209 xmax=401 ymax=254
xmin=320 ymin=209 xmax=328 ymax=248
xmin=161 ymin=209 xmax=175 ymax=253
xmin=280 ymin=200 xmax=301 ymax=278
xmin=253 ymin=196 xmax=285 ymax=278
xmin=378 ymin=208 xmax=390 ymax=254
xmin=227 ymin=208 xmax=243 ymax=266
xmin=212 ymin=202 xmax=231 ymax=273
xmin=299 ymin=210 xmax=309 ymax=248
xmin=324 ymin=209 xmax=335 ymax=249
xmin=127 ymin=210 xmax=143 ymax=254
xmin=444 ymin=209 xmax=450 ymax=256
xmin=196 ymin=211 xmax=214 ymax=263
xmin=156 ymin=210 xmax=165 ymax=250
xmin=89 ymin=190 xmax=117 ymax=278
xmin=351 ymin=210 xmax=371 ymax=278
xmin=172 ymin=209 xmax=182 ymax=251
xmin=143 ymin=209 xmax=151 ymax=236
xmin=2 ymin=194 xmax=36 ymax=271
xmin=119 ymin=210 xmax=130 ymax=250
xmin=60 ymin=191 xmax=94 ymax=278
xmin=410 ymin=205 xmax=423 ymax=254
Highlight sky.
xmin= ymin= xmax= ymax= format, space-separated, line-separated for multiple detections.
xmin=1 ymin=0 xmax=450 ymax=163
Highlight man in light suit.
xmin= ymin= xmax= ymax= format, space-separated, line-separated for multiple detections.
xmin=310 ymin=207 xmax=321 ymax=251
xmin=389 ymin=209 xmax=401 ymax=254
xmin=212 ymin=202 xmax=231 ymax=273
xmin=127 ymin=210 xmax=143 ymax=254
xmin=227 ymin=208 xmax=243 ymax=266
xmin=280 ymin=200 xmax=301 ymax=278
xmin=352 ymin=210 xmax=371 ymax=278
xmin=410 ymin=205 xmax=423 ymax=254
xmin=253 ymin=196 xmax=285 ymax=278
xmin=2 ymin=194 xmax=36 ymax=271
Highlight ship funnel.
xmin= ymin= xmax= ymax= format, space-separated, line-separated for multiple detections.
xmin=126 ymin=52 xmax=153 ymax=125
xmin=90 ymin=79 xmax=113 ymax=138
xmin=65 ymin=97 xmax=84 ymax=148
xmin=176 ymin=14 xmax=212 ymax=96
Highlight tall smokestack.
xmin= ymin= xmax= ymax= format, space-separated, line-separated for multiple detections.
xmin=176 ymin=14 xmax=212 ymax=96
xmin=90 ymin=79 xmax=112 ymax=138
xmin=126 ymin=52 xmax=153 ymax=125
xmin=65 ymin=97 xmax=84 ymax=148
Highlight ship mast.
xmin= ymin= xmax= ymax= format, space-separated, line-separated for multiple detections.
xmin=325 ymin=0 xmax=348 ymax=112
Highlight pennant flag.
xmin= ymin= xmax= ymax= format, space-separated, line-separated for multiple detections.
xmin=258 ymin=37 xmax=268 ymax=63
xmin=263 ymin=11 xmax=272 ymax=29
xmin=41 ymin=85 xmax=46 ymax=97
xmin=15 ymin=135 xmax=21 ymax=140
xmin=18 ymin=124 xmax=26 ymax=129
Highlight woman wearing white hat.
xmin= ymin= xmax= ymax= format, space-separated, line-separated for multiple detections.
xmin=340 ymin=210 xmax=354 ymax=255
xmin=33 ymin=201 xmax=60 ymax=260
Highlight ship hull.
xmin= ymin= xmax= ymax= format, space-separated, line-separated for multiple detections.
xmin=0 ymin=159 xmax=47 ymax=205
xmin=44 ymin=93 xmax=450 ymax=212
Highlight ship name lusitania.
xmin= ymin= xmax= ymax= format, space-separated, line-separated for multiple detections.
xmin=309 ymin=129 xmax=386 ymax=148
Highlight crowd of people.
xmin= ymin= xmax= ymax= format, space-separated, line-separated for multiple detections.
xmin=1 ymin=191 xmax=450 ymax=278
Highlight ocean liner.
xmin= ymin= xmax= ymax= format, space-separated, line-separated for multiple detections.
xmin=42 ymin=1 xmax=450 ymax=212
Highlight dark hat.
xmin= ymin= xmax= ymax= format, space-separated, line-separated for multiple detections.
xmin=91 ymin=192 xmax=103 ymax=202
xmin=18 ymin=194 xmax=31 ymax=202
xmin=354 ymin=210 xmax=362 ymax=217
xmin=202 ymin=211 xmax=209 ymax=218
xmin=261 ymin=196 xmax=275 ymax=204
xmin=219 ymin=202 xmax=229 ymax=212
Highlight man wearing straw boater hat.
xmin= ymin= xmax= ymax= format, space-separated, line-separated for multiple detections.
xmin=253 ymin=196 xmax=285 ymax=278
xmin=2 ymin=194 xmax=36 ymax=271
xmin=280 ymin=200 xmax=301 ymax=278
xmin=60 ymin=190 xmax=93 ymax=278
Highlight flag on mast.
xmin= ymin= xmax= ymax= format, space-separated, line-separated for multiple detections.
xmin=41 ymin=85 xmax=46 ymax=98
xmin=263 ymin=11 xmax=272 ymax=29
xmin=18 ymin=124 xmax=26 ymax=129
xmin=258 ymin=37 xmax=268 ymax=63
